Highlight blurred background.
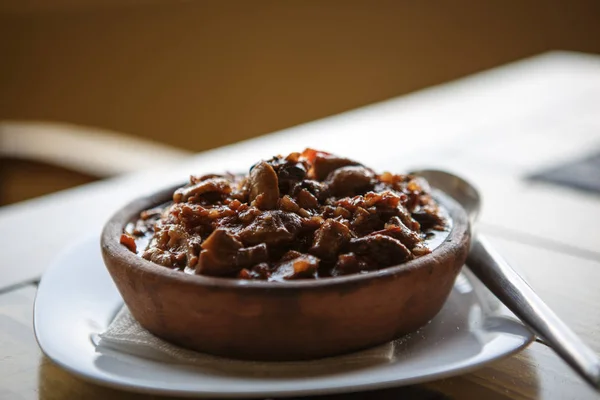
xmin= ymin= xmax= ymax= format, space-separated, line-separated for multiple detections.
xmin=1 ymin=0 xmax=600 ymax=206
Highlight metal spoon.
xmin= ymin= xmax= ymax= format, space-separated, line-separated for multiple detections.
xmin=412 ymin=169 xmax=600 ymax=391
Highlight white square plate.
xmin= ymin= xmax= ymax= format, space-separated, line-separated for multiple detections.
xmin=34 ymin=235 xmax=533 ymax=398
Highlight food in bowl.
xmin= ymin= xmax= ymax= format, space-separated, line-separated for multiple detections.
xmin=101 ymin=149 xmax=469 ymax=360
xmin=121 ymin=149 xmax=448 ymax=281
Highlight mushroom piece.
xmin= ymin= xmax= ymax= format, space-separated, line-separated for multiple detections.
xmin=326 ymin=166 xmax=375 ymax=197
xmin=196 ymin=229 xmax=268 ymax=276
xmin=302 ymin=148 xmax=360 ymax=181
xmin=411 ymin=206 xmax=446 ymax=231
xmin=173 ymin=178 xmax=232 ymax=203
xmin=309 ymin=219 xmax=352 ymax=261
xmin=373 ymin=221 xmax=421 ymax=249
xmin=248 ymin=161 xmax=280 ymax=210
xmin=276 ymin=161 xmax=308 ymax=194
xmin=291 ymin=180 xmax=329 ymax=202
xmin=238 ymin=210 xmax=302 ymax=246
xmin=347 ymin=234 xmax=413 ymax=267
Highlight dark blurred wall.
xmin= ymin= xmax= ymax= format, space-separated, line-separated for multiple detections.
xmin=1 ymin=0 xmax=600 ymax=152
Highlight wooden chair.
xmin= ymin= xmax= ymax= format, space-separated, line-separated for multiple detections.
xmin=0 ymin=121 xmax=190 ymax=205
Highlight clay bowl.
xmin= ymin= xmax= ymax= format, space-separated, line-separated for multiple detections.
xmin=101 ymin=184 xmax=470 ymax=361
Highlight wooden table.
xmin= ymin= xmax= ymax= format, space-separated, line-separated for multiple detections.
xmin=1 ymin=51 xmax=599 ymax=399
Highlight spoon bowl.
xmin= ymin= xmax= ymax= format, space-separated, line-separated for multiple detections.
xmin=411 ymin=169 xmax=481 ymax=225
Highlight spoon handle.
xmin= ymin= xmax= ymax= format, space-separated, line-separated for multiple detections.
xmin=466 ymin=235 xmax=600 ymax=391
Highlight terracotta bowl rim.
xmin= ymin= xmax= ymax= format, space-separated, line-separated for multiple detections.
xmin=101 ymin=183 xmax=469 ymax=291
